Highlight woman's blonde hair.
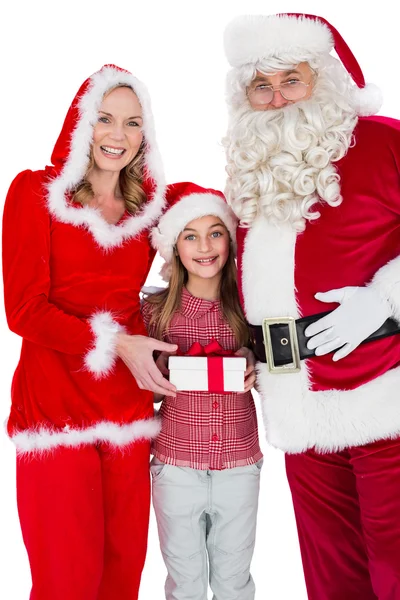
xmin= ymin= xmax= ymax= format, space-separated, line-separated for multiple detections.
xmin=73 ymin=85 xmax=146 ymax=214
xmin=146 ymin=239 xmax=249 ymax=348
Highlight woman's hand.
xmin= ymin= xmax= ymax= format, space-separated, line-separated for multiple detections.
xmin=235 ymin=346 xmax=256 ymax=392
xmin=116 ymin=333 xmax=177 ymax=397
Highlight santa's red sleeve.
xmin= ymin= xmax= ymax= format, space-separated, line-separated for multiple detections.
xmin=2 ymin=170 xmax=123 ymax=378
xmin=368 ymin=120 xmax=400 ymax=323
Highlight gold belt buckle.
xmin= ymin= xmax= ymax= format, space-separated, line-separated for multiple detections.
xmin=262 ymin=316 xmax=301 ymax=374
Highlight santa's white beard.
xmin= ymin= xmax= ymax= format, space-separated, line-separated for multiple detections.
xmin=224 ymin=94 xmax=358 ymax=230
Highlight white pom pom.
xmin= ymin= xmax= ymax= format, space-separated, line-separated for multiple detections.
xmin=159 ymin=262 xmax=173 ymax=282
xmin=351 ymin=83 xmax=383 ymax=117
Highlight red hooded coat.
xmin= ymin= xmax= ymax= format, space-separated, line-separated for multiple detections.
xmin=2 ymin=65 xmax=166 ymax=453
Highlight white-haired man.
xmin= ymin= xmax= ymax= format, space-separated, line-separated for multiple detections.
xmin=224 ymin=13 xmax=400 ymax=600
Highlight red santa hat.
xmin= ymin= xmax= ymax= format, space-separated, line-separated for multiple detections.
xmin=151 ymin=182 xmax=237 ymax=279
xmin=223 ymin=13 xmax=382 ymax=116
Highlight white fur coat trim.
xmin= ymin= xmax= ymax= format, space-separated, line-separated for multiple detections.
xmin=151 ymin=192 xmax=237 ymax=262
xmin=46 ymin=66 xmax=166 ymax=249
xmin=241 ymin=218 xmax=299 ymax=323
xmin=241 ymin=217 xmax=400 ymax=453
xmin=11 ymin=418 xmax=161 ymax=454
xmin=369 ymin=254 xmax=400 ymax=323
xmin=257 ymin=362 xmax=400 ymax=453
xmin=224 ymin=14 xmax=333 ymax=68
xmin=84 ymin=311 xmax=125 ymax=378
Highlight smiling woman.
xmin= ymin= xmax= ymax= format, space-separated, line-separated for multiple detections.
xmin=1 ymin=64 xmax=178 ymax=600
xmin=95 ymin=87 xmax=143 ymax=164
xmin=73 ymin=85 xmax=146 ymax=221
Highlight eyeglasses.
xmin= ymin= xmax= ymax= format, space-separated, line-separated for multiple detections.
xmin=247 ymin=80 xmax=313 ymax=106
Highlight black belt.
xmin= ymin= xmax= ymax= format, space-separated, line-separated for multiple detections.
xmin=249 ymin=311 xmax=400 ymax=373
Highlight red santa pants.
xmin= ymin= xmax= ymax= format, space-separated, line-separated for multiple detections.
xmin=286 ymin=436 xmax=400 ymax=600
xmin=17 ymin=440 xmax=150 ymax=600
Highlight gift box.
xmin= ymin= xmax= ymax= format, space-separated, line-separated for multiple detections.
xmin=169 ymin=351 xmax=246 ymax=393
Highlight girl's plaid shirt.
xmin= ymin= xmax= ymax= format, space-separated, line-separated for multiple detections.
xmin=142 ymin=287 xmax=262 ymax=470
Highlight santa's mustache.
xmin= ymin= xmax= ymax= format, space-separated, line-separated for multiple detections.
xmin=224 ymin=94 xmax=357 ymax=230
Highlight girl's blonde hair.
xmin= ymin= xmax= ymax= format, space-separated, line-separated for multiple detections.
xmin=72 ymin=85 xmax=146 ymax=214
xmin=146 ymin=239 xmax=249 ymax=348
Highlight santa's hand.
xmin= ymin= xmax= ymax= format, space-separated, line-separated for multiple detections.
xmin=304 ymin=286 xmax=391 ymax=361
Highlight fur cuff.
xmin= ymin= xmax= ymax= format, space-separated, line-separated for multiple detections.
xmin=84 ymin=311 xmax=125 ymax=378
xmin=368 ymin=255 xmax=400 ymax=323
xmin=10 ymin=418 xmax=161 ymax=454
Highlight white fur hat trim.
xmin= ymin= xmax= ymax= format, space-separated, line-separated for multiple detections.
xmin=151 ymin=192 xmax=237 ymax=263
xmin=224 ymin=14 xmax=333 ymax=68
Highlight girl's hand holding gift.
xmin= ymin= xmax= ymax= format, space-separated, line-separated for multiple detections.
xmin=155 ymin=350 xmax=174 ymax=377
xmin=235 ymin=347 xmax=256 ymax=392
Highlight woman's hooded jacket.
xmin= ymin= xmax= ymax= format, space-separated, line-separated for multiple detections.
xmin=2 ymin=64 xmax=166 ymax=453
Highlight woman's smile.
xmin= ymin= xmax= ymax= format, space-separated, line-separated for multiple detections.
xmin=100 ymin=145 xmax=126 ymax=158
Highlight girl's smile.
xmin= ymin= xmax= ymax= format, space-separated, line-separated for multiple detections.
xmin=193 ymin=256 xmax=218 ymax=265
xmin=176 ymin=215 xmax=230 ymax=287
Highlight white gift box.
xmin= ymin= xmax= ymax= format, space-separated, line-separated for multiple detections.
xmin=168 ymin=356 xmax=246 ymax=392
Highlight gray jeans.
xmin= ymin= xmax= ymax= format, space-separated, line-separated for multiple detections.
xmin=151 ymin=457 xmax=262 ymax=600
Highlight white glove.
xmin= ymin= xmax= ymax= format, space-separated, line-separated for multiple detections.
xmin=304 ymin=286 xmax=391 ymax=361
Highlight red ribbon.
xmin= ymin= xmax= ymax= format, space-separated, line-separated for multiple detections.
xmin=180 ymin=339 xmax=233 ymax=392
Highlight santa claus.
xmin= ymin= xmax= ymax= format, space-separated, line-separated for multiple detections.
xmin=223 ymin=13 xmax=400 ymax=600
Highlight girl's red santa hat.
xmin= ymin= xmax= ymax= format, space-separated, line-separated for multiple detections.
xmin=223 ymin=13 xmax=382 ymax=116
xmin=151 ymin=182 xmax=237 ymax=279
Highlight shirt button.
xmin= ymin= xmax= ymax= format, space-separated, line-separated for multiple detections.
xmin=212 ymin=401 xmax=219 ymax=409
xmin=211 ymin=434 xmax=219 ymax=442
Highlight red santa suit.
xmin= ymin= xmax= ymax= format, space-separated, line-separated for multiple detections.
xmin=238 ymin=114 xmax=400 ymax=454
xmin=224 ymin=14 xmax=400 ymax=600
xmin=2 ymin=64 xmax=166 ymax=600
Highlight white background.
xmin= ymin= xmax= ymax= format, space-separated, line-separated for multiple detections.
xmin=1 ymin=1 xmax=399 ymax=598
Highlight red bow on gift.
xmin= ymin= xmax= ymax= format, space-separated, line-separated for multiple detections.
xmin=179 ymin=339 xmax=233 ymax=392
xmin=185 ymin=339 xmax=232 ymax=358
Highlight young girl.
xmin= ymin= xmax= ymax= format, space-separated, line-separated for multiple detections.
xmin=142 ymin=182 xmax=263 ymax=600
